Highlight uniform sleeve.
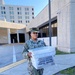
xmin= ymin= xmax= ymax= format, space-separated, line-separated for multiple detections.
xmin=43 ymin=41 xmax=46 ymax=46
xmin=22 ymin=42 xmax=29 ymax=59
xmin=41 ymin=40 xmax=46 ymax=46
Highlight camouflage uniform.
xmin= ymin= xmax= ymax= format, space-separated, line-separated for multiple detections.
xmin=22 ymin=39 xmax=46 ymax=75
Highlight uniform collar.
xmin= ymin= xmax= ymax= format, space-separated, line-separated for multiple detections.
xmin=30 ymin=39 xmax=39 ymax=43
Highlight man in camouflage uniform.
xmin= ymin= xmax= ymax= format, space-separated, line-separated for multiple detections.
xmin=22 ymin=28 xmax=46 ymax=75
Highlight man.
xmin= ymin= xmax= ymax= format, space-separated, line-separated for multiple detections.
xmin=22 ymin=28 xmax=46 ymax=75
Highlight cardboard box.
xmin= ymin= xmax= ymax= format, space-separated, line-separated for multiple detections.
xmin=29 ymin=46 xmax=56 ymax=69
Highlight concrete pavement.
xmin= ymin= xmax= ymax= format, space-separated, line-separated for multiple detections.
xmin=0 ymin=44 xmax=24 ymax=68
xmin=0 ymin=54 xmax=75 ymax=75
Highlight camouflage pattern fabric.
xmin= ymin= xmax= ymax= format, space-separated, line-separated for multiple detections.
xmin=22 ymin=39 xmax=46 ymax=75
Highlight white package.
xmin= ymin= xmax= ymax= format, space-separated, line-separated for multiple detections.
xmin=29 ymin=46 xmax=56 ymax=69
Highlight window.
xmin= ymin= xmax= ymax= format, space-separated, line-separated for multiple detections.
xmin=26 ymin=20 xmax=29 ymax=23
xmin=3 ymin=7 xmax=5 ymax=10
xmin=1 ymin=11 xmax=3 ymax=14
xmin=10 ymin=11 xmax=14 ymax=15
xmin=10 ymin=16 xmax=14 ymax=19
xmin=25 ymin=12 xmax=27 ymax=15
xmin=1 ymin=6 xmax=5 ymax=10
xmin=32 ymin=8 xmax=34 ymax=11
xmin=32 ymin=12 xmax=34 ymax=15
xmin=27 ymin=8 xmax=29 ymax=11
xmin=1 ymin=11 xmax=6 ymax=14
xmin=4 ymin=16 xmax=6 ymax=19
xmin=18 ymin=12 xmax=19 ymax=14
xmin=40 ymin=26 xmax=49 ymax=37
xmin=18 ymin=20 xmax=20 ymax=23
xmin=4 ymin=11 xmax=6 ymax=14
xmin=32 ymin=16 xmax=34 ymax=19
xmin=28 ymin=20 xmax=30 ymax=23
xmin=17 ymin=7 xmax=21 ymax=10
xmin=51 ymin=22 xmax=57 ymax=36
xmin=21 ymin=21 xmax=22 ymax=23
xmin=25 ymin=12 xmax=29 ymax=15
xmin=9 ymin=7 xmax=13 ymax=10
xmin=1 ymin=6 xmax=2 ymax=10
xmin=1 ymin=15 xmax=6 ymax=19
xmin=17 ymin=12 xmax=22 ymax=15
xmin=18 ymin=16 xmax=22 ymax=19
xmin=13 ymin=20 xmax=15 ymax=23
xmin=10 ymin=20 xmax=15 ymax=23
xmin=25 ymin=8 xmax=29 ymax=11
xmin=20 ymin=12 xmax=22 ymax=15
xmin=28 ymin=16 xmax=29 ymax=19
xmin=26 ymin=21 xmax=27 ymax=23
xmin=17 ymin=8 xmax=19 ymax=10
xmin=25 ymin=16 xmax=29 ymax=19
xmin=18 ymin=20 xmax=22 ymax=23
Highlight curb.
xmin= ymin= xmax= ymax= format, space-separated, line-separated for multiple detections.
xmin=0 ymin=59 xmax=27 ymax=73
xmin=0 ymin=43 xmax=24 ymax=47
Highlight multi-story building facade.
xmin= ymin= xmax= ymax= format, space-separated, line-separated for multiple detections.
xmin=0 ymin=0 xmax=34 ymax=44
xmin=0 ymin=0 xmax=34 ymax=25
xmin=0 ymin=0 xmax=5 ymax=5
xmin=27 ymin=0 xmax=75 ymax=53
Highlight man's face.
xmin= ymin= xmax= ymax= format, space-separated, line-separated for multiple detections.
xmin=31 ymin=32 xmax=38 ymax=40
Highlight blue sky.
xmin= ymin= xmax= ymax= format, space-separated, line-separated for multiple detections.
xmin=4 ymin=0 xmax=48 ymax=17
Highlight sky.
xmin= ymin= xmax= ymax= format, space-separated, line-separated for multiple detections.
xmin=4 ymin=0 xmax=48 ymax=17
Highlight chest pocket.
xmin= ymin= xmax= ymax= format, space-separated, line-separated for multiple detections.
xmin=28 ymin=40 xmax=45 ymax=49
xmin=28 ymin=41 xmax=37 ymax=49
xmin=38 ymin=40 xmax=45 ymax=47
xmin=28 ymin=42 xmax=34 ymax=49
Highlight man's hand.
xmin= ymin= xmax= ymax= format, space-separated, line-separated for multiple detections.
xmin=27 ymin=52 xmax=32 ymax=58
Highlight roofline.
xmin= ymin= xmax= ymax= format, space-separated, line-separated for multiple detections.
xmin=0 ymin=20 xmax=26 ymax=29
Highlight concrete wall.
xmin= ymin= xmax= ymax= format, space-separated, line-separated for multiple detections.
xmin=27 ymin=0 xmax=75 ymax=52
xmin=0 ymin=28 xmax=8 ymax=44
xmin=70 ymin=0 xmax=75 ymax=52
xmin=58 ymin=0 xmax=75 ymax=52
xmin=26 ymin=5 xmax=49 ymax=31
xmin=0 ymin=28 xmax=28 ymax=44
xmin=27 ymin=0 xmax=70 ymax=31
xmin=38 ymin=37 xmax=57 ymax=47
xmin=57 ymin=3 xmax=71 ymax=52
xmin=52 ymin=0 xmax=71 ymax=52
xmin=25 ymin=29 xmax=29 ymax=41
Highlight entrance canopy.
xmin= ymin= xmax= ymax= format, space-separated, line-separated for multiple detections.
xmin=0 ymin=20 xmax=26 ymax=29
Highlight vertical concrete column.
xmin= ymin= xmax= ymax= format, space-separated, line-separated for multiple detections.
xmin=17 ymin=30 xmax=19 ymax=43
xmin=70 ymin=2 xmax=75 ymax=52
xmin=57 ymin=6 xmax=70 ymax=52
xmin=25 ymin=29 xmax=29 ymax=41
xmin=7 ymin=29 xmax=11 ymax=44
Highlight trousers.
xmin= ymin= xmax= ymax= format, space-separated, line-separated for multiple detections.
xmin=28 ymin=60 xmax=44 ymax=75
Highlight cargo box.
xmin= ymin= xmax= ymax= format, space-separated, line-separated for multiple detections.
xmin=29 ymin=46 xmax=56 ymax=69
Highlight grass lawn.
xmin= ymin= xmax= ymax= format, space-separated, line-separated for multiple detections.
xmin=56 ymin=50 xmax=69 ymax=55
xmin=55 ymin=50 xmax=75 ymax=75
xmin=56 ymin=50 xmax=75 ymax=55
xmin=59 ymin=67 xmax=75 ymax=75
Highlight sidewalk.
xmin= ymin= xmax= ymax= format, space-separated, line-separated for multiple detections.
xmin=0 ymin=54 xmax=75 ymax=75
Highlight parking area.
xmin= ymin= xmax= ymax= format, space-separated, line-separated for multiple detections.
xmin=0 ymin=44 xmax=24 ymax=68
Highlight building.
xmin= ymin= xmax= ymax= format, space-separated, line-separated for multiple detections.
xmin=0 ymin=0 xmax=5 ymax=5
xmin=0 ymin=20 xmax=25 ymax=44
xmin=0 ymin=0 xmax=34 ymax=44
xmin=0 ymin=0 xmax=34 ymax=24
xmin=27 ymin=0 xmax=75 ymax=53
